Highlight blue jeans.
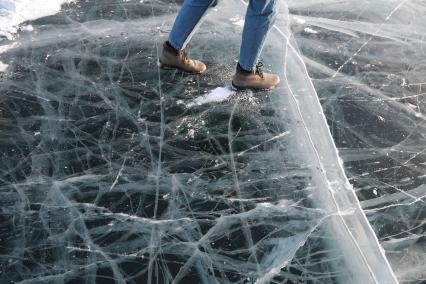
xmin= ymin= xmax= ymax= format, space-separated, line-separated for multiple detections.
xmin=168 ymin=0 xmax=279 ymax=71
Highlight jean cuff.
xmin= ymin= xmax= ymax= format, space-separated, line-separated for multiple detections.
xmin=167 ymin=38 xmax=181 ymax=51
xmin=238 ymin=61 xmax=254 ymax=72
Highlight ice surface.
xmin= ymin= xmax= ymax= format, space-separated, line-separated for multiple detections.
xmin=0 ymin=0 xmax=425 ymax=283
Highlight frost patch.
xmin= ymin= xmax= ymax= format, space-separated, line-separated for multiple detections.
xmin=0 ymin=61 xmax=8 ymax=72
xmin=187 ymin=86 xmax=234 ymax=107
xmin=229 ymin=16 xmax=245 ymax=27
xmin=304 ymin=27 xmax=318 ymax=34
xmin=21 ymin=25 xmax=34 ymax=32
xmin=293 ymin=16 xmax=306 ymax=25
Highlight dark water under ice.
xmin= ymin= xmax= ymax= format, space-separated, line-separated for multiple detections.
xmin=0 ymin=0 xmax=425 ymax=283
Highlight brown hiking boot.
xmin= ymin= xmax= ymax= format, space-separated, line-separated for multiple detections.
xmin=232 ymin=62 xmax=280 ymax=90
xmin=159 ymin=41 xmax=206 ymax=74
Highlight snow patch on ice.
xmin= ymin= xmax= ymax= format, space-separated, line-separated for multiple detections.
xmin=229 ymin=16 xmax=245 ymax=27
xmin=187 ymin=87 xmax=234 ymax=107
xmin=0 ymin=61 xmax=8 ymax=72
xmin=21 ymin=24 xmax=33 ymax=32
xmin=0 ymin=42 xmax=19 ymax=54
xmin=293 ymin=16 xmax=306 ymax=25
xmin=304 ymin=27 xmax=318 ymax=34
xmin=0 ymin=0 xmax=74 ymax=40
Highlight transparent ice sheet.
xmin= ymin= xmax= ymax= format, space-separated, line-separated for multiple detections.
xmin=0 ymin=0 xmax=424 ymax=283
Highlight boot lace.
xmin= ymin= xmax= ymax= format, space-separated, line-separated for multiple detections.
xmin=255 ymin=62 xmax=264 ymax=79
xmin=180 ymin=49 xmax=189 ymax=63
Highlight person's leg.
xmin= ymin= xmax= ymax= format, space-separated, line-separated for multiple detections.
xmin=160 ymin=0 xmax=218 ymax=73
xmin=168 ymin=0 xmax=218 ymax=50
xmin=232 ymin=0 xmax=280 ymax=90
xmin=238 ymin=0 xmax=279 ymax=71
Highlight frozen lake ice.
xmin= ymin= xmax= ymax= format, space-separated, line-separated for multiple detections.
xmin=0 ymin=0 xmax=425 ymax=283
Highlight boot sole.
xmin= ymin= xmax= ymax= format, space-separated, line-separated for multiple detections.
xmin=231 ymin=81 xmax=276 ymax=92
xmin=158 ymin=61 xmax=205 ymax=75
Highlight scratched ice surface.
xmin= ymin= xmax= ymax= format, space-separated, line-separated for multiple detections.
xmin=0 ymin=0 xmax=425 ymax=283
